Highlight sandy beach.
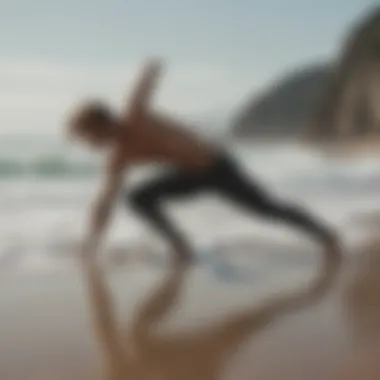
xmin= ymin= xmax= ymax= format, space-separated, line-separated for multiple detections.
xmin=1 ymin=239 xmax=380 ymax=380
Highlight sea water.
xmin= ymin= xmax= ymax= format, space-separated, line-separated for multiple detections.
xmin=1 ymin=134 xmax=380 ymax=275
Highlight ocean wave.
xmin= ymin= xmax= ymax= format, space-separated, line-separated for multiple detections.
xmin=0 ymin=156 xmax=99 ymax=178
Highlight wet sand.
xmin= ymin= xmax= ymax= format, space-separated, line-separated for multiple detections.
xmin=1 ymin=243 xmax=380 ymax=379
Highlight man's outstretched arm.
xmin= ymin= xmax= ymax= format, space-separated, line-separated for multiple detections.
xmin=82 ymin=155 xmax=125 ymax=259
xmin=125 ymin=58 xmax=163 ymax=120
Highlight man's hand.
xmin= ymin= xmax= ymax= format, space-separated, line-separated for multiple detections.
xmin=142 ymin=58 xmax=163 ymax=76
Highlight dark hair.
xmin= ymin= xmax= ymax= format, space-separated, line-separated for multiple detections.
xmin=67 ymin=100 xmax=114 ymax=139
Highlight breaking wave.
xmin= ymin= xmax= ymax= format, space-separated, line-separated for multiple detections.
xmin=0 ymin=155 xmax=99 ymax=178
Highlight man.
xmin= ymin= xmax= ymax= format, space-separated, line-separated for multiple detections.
xmin=67 ymin=59 xmax=340 ymax=265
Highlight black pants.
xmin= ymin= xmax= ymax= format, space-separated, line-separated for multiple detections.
xmin=127 ymin=154 xmax=331 ymax=250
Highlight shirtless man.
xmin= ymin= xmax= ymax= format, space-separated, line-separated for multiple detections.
xmin=67 ymin=59 xmax=340 ymax=265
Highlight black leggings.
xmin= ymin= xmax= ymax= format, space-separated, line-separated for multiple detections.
xmin=127 ymin=154 xmax=331 ymax=250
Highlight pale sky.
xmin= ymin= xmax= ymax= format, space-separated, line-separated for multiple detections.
xmin=0 ymin=0 xmax=376 ymax=135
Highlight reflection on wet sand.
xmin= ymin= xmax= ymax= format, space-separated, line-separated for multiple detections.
xmin=83 ymin=258 xmax=338 ymax=380
xmin=332 ymin=242 xmax=380 ymax=379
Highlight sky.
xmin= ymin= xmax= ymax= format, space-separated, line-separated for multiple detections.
xmin=0 ymin=0 xmax=377 ymax=135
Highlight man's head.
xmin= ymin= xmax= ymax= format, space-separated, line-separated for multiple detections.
xmin=66 ymin=100 xmax=119 ymax=148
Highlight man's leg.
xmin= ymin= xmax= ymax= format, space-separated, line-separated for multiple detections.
xmin=212 ymin=157 xmax=340 ymax=257
xmin=126 ymin=170 xmax=206 ymax=264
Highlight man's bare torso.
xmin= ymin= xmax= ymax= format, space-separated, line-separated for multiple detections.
xmin=117 ymin=111 xmax=219 ymax=171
